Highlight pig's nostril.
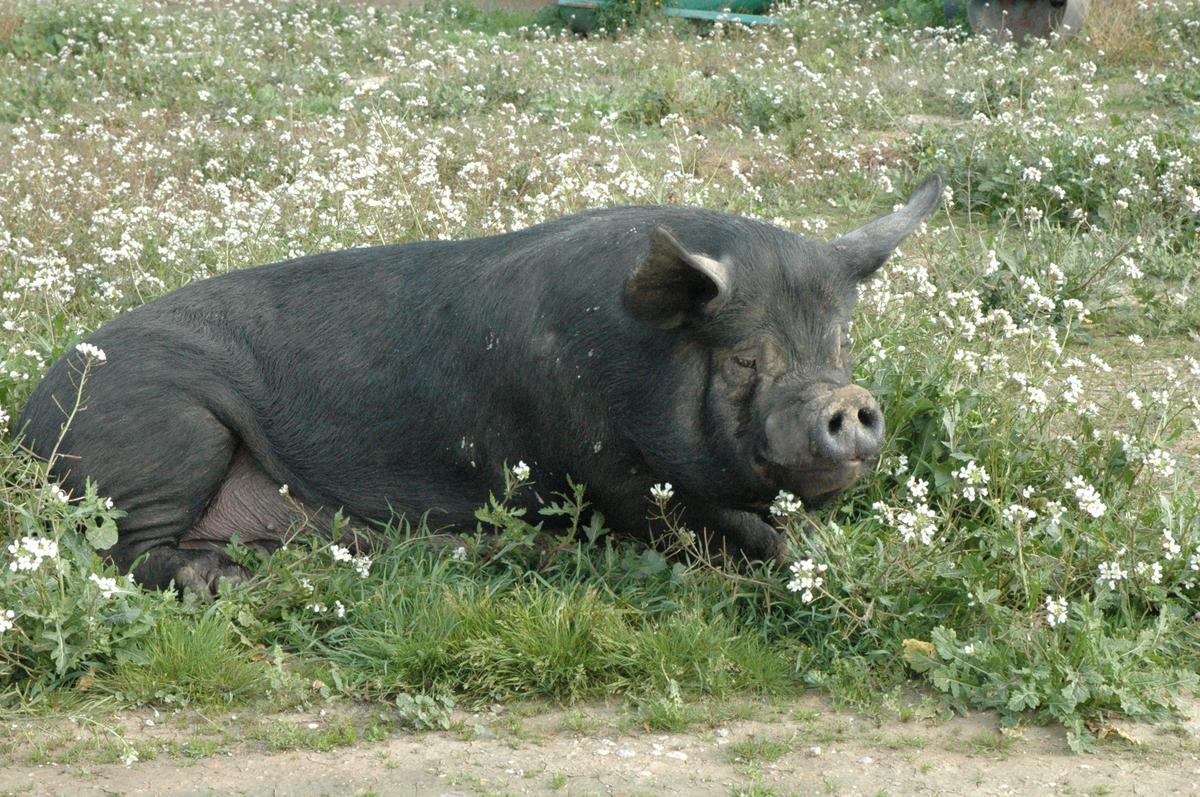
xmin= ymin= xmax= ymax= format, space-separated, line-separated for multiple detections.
xmin=827 ymin=410 xmax=844 ymax=436
xmin=857 ymin=406 xmax=879 ymax=430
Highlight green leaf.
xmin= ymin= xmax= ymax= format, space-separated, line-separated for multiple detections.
xmin=1066 ymin=727 xmax=1095 ymax=754
xmin=584 ymin=512 xmax=608 ymax=544
xmin=625 ymin=548 xmax=667 ymax=578
xmin=901 ymin=639 xmax=936 ymax=673
xmin=1006 ymin=684 xmax=1040 ymax=712
xmin=85 ymin=517 xmax=119 ymax=551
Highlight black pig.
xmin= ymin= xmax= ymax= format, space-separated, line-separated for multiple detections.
xmin=19 ymin=174 xmax=943 ymax=593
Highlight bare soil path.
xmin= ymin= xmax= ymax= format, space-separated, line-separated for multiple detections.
xmin=4 ymin=694 xmax=1200 ymax=796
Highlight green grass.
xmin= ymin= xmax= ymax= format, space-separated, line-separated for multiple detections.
xmin=168 ymin=735 xmax=227 ymax=759
xmin=255 ymin=718 xmax=365 ymax=753
xmin=961 ymin=730 xmax=1018 ymax=757
xmin=728 ymin=735 xmax=795 ymax=764
xmin=0 ymin=0 xmax=1198 ymax=755
xmin=233 ymin=541 xmax=800 ymax=706
xmin=731 ymin=785 xmax=789 ymax=797
xmin=95 ymin=613 xmax=270 ymax=707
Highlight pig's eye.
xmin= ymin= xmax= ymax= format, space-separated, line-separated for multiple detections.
xmin=732 ymin=355 xmax=757 ymax=370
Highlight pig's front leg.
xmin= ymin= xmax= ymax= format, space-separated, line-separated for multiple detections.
xmin=676 ymin=500 xmax=786 ymax=563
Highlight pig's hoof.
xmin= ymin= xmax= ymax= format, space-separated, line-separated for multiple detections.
xmin=174 ymin=557 xmax=249 ymax=600
xmin=743 ymin=531 xmax=788 ymax=564
xmin=730 ymin=516 xmax=788 ymax=564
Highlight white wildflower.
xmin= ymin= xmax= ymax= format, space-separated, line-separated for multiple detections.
xmin=327 ymin=544 xmax=371 ymax=577
xmin=650 ymin=482 xmax=674 ymax=502
xmin=7 ymin=536 xmax=59 ymax=573
xmin=786 ymin=559 xmax=827 ymax=603
xmin=875 ymin=501 xmax=938 ymax=545
xmin=1098 ymin=560 xmax=1126 ymax=589
xmin=0 ymin=609 xmax=15 ymax=635
xmin=1135 ymin=561 xmax=1163 ymax=586
xmin=1024 ymin=385 xmax=1050 ymax=409
xmin=74 ymin=342 xmax=107 ymax=361
xmin=905 ymin=476 xmax=929 ymax=501
xmin=1002 ymin=504 xmax=1037 ymax=525
xmin=1044 ymin=500 xmax=1066 ymax=530
xmin=952 ymin=461 xmax=990 ymax=502
xmin=770 ymin=490 xmax=803 ymax=517
xmin=1143 ymin=448 xmax=1175 ymax=479
xmin=89 ymin=572 xmax=124 ymax=599
xmin=510 ymin=461 xmax=531 ymax=482
xmin=1061 ymin=375 xmax=1083 ymax=405
xmin=1044 ymin=595 xmax=1069 ymax=628
xmin=1162 ymin=529 xmax=1181 ymax=561
xmin=1067 ymin=476 xmax=1106 ymax=519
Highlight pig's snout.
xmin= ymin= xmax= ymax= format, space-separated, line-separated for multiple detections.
xmin=762 ymin=385 xmax=884 ymax=479
xmin=811 ymin=385 xmax=884 ymax=463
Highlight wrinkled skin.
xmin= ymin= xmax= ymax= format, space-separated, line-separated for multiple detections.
xmin=18 ymin=175 xmax=943 ymax=594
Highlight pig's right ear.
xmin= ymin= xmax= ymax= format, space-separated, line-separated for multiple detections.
xmin=622 ymin=226 xmax=731 ymax=329
xmin=831 ymin=172 xmax=943 ymax=280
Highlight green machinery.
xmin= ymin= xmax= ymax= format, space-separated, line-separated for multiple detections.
xmin=557 ymin=0 xmax=780 ymax=33
xmin=558 ymin=0 xmax=1088 ymax=40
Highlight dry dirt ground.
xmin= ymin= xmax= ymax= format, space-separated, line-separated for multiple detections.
xmin=3 ymin=693 xmax=1200 ymax=797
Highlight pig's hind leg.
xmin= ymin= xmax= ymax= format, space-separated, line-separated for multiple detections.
xmin=97 ymin=414 xmax=311 ymax=595
xmin=120 ymin=444 xmax=346 ymax=595
xmin=120 ymin=440 xmax=373 ymax=596
xmin=116 ymin=446 xmax=320 ymax=595
xmin=176 ymin=447 xmax=324 ymax=567
xmin=62 ymin=403 xmax=253 ymax=595
xmin=127 ymin=446 xmax=325 ymax=595
xmin=125 ymin=546 xmax=249 ymax=596
xmin=22 ymin=343 xmax=318 ymax=596
xmin=28 ymin=379 xmax=348 ymax=594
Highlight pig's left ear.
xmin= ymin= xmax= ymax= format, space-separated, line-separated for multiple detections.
xmin=623 ymin=226 xmax=732 ymax=329
xmin=831 ymin=172 xmax=944 ymax=280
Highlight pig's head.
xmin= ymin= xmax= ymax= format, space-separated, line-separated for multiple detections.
xmin=621 ymin=174 xmax=943 ymax=511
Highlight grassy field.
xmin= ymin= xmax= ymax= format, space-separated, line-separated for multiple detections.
xmin=1 ymin=0 xmax=1199 ymax=767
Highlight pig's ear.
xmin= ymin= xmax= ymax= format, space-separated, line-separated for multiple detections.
xmin=623 ymin=226 xmax=731 ymax=329
xmin=831 ymin=172 xmax=943 ymax=280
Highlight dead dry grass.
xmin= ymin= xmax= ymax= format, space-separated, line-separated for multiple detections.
xmin=1083 ymin=0 xmax=1163 ymax=64
xmin=0 ymin=10 xmax=23 ymax=44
